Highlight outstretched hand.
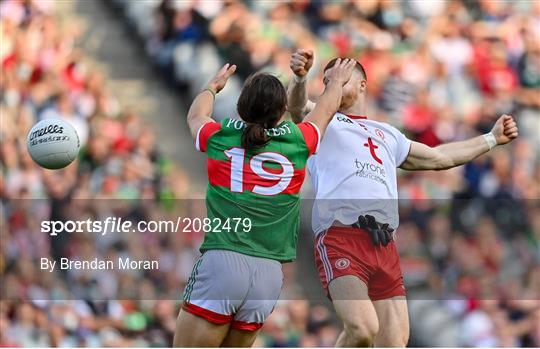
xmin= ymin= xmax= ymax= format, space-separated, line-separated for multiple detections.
xmin=206 ymin=63 xmax=237 ymax=93
xmin=492 ymin=114 xmax=519 ymax=145
xmin=290 ymin=49 xmax=314 ymax=77
xmin=323 ymin=58 xmax=356 ymax=86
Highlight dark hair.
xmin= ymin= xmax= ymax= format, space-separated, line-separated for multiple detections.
xmin=237 ymin=73 xmax=287 ymax=150
xmin=324 ymin=58 xmax=367 ymax=81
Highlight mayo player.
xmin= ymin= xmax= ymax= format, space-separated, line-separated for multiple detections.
xmin=287 ymin=50 xmax=519 ymax=347
xmin=173 ymin=59 xmax=356 ymax=347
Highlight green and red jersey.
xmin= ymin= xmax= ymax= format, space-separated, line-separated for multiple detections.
xmin=196 ymin=117 xmax=320 ymax=262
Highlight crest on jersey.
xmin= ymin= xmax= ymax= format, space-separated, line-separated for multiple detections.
xmin=364 ymin=137 xmax=383 ymax=165
xmin=335 ymin=258 xmax=350 ymax=270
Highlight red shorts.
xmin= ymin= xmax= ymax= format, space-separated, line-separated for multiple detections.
xmin=314 ymin=225 xmax=406 ymax=301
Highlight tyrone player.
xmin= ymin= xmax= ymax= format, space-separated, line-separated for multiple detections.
xmin=287 ymin=50 xmax=519 ymax=347
xmin=173 ymin=59 xmax=356 ymax=347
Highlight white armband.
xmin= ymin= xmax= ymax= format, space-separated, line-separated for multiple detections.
xmin=483 ymin=132 xmax=497 ymax=150
xmin=293 ymin=75 xmax=307 ymax=83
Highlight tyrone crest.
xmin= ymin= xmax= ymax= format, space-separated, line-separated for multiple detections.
xmin=335 ymin=258 xmax=350 ymax=270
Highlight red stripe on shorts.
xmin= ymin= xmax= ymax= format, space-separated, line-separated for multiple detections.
xmin=231 ymin=320 xmax=263 ymax=331
xmin=182 ymin=301 xmax=233 ymax=325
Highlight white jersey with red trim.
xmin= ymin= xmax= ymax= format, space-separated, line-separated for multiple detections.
xmin=307 ymin=113 xmax=412 ymax=234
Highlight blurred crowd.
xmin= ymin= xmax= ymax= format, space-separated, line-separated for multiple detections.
xmin=1 ymin=0 xmax=539 ymax=347
xmin=1 ymin=0 xmax=194 ymax=346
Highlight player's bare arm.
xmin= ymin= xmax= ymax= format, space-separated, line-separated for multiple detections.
xmin=401 ymin=114 xmax=519 ymax=171
xmin=303 ymin=58 xmax=356 ymax=136
xmin=186 ymin=63 xmax=237 ymax=138
xmin=287 ymin=49 xmax=316 ymax=122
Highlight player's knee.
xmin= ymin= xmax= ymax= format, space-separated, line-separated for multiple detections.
xmin=386 ymin=334 xmax=409 ymax=347
xmin=380 ymin=335 xmax=409 ymax=348
xmin=398 ymin=321 xmax=410 ymax=347
xmin=343 ymin=318 xmax=379 ymax=346
xmin=399 ymin=327 xmax=410 ymax=347
xmin=376 ymin=327 xmax=409 ymax=347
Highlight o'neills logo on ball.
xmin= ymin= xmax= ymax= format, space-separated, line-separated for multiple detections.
xmin=29 ymin=124 xmax=64 ymax=141
xmin=335 ymin=258 xmax=350 ymax=270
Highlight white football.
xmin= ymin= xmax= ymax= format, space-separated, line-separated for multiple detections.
xmin=27 ymin=118 xmax=80 ymax=169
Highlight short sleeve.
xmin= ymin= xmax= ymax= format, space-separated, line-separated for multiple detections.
xmin=297 ymin=122 xmax=321 ymax=156
xmin=195 ymin=121 xmax=221 ymax=152
xmin=394 ymin=129 xmax=412 ymax=167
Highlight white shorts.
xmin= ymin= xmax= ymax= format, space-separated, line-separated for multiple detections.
xmin=182 ymin=249 xmax=283 ymax=331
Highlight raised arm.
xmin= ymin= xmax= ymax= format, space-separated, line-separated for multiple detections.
xmin=303 ymin=58 xmax=356 ymax=137
xmin=187 ymin=63 xmax=237 ymax=138
xmin=400 ymin=115 xmax=518 ymax=171
xmin=287 ymin=49 xmax=316 ymax=123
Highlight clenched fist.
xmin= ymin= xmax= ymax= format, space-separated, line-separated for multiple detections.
xmin=491 ymin=114 xmax=519 ymax=145
xmin=290 ymin=49 xmax=314 ymax=78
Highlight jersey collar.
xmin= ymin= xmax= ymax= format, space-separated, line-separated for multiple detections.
xmin=346 ymin=114 xmax=368 ymax=120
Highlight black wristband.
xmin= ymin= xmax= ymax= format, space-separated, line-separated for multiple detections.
xmin=202 ymin=88 xmax=216 ymax=99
